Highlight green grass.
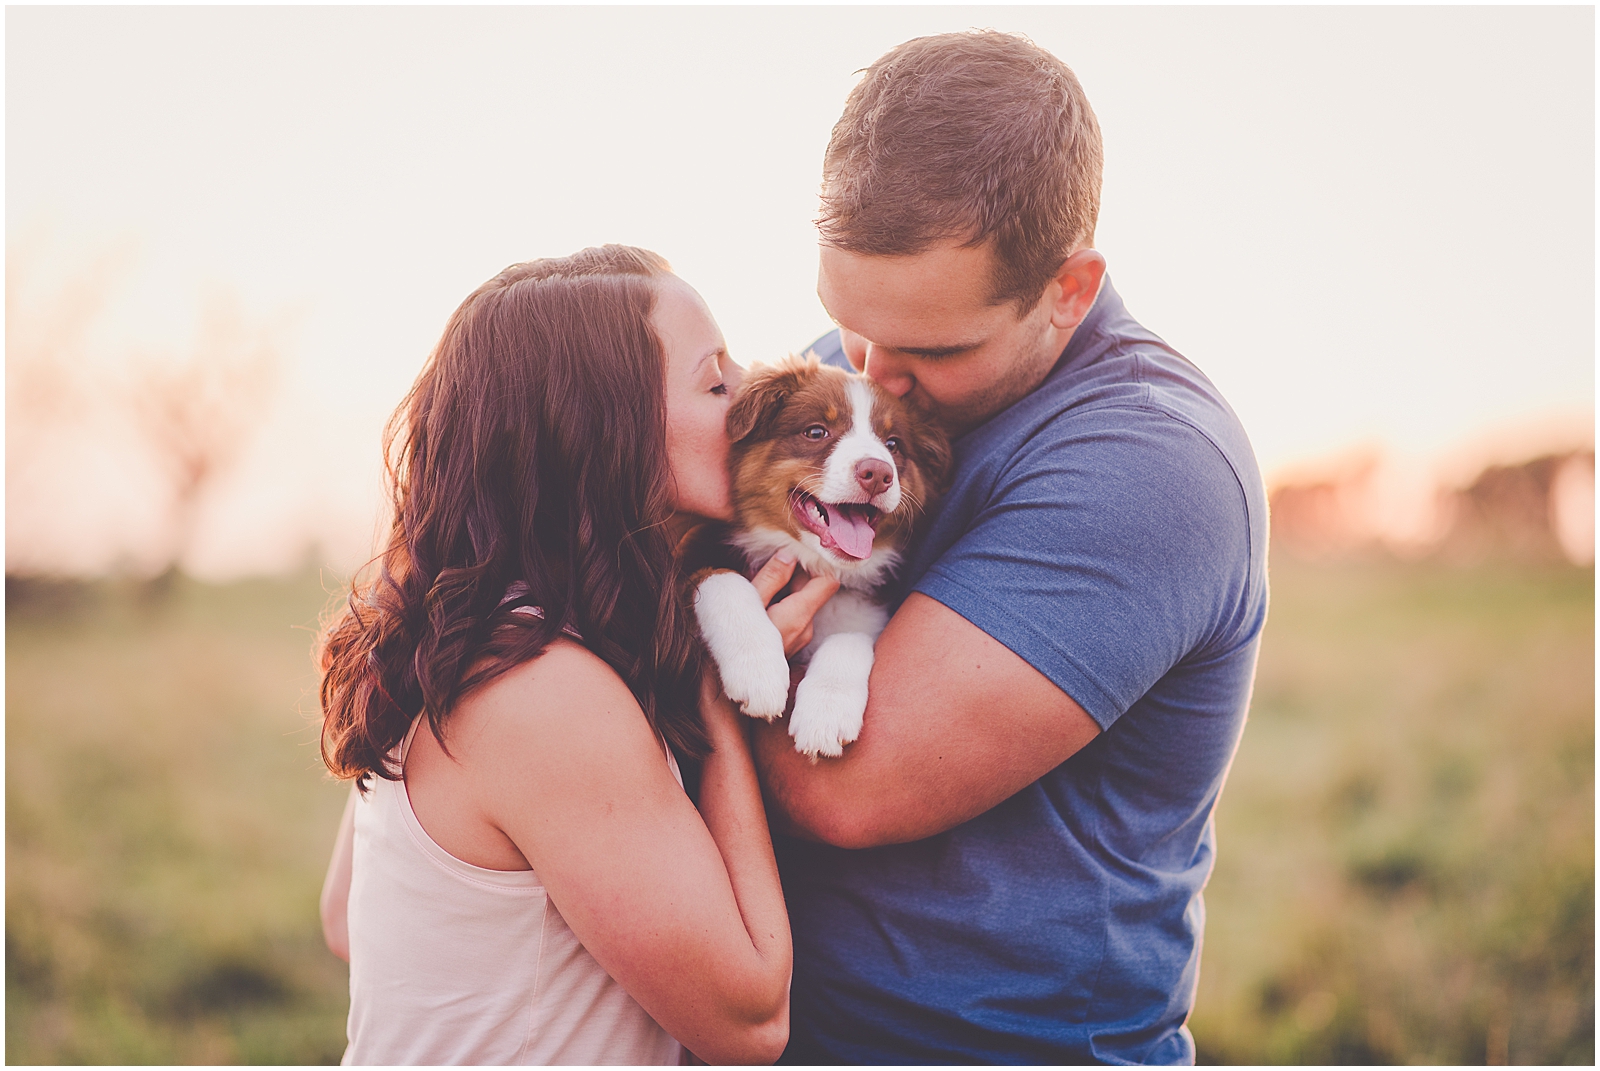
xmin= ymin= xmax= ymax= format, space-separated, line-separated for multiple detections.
xmin=4 ymin=560 xmax=1593 ymax=1063
xmin=6 ymin=573 xmax=351 ymax=1064
xmin=1192 ymin=557 xmax=1594 ymax=1064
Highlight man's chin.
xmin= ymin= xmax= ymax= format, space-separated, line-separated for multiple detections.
xmin=899 ymin=393 xmax=966 ymax=438
xmin=929 ymin=402 xmax=994 ymax=441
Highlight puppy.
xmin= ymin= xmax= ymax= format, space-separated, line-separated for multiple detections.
xmin=683 ymin=355 xmax=950 ymax=758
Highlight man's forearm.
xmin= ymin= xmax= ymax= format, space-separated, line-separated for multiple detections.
xmin=751 ymin=594 xmax=1102 ymax=849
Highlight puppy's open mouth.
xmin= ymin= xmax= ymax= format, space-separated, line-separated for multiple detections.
xmin=792 ymin=491 xmax=881 ymax=561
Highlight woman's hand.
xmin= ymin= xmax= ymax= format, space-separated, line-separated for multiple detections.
xmin=746 ymin=551 xmax=841 ymax=658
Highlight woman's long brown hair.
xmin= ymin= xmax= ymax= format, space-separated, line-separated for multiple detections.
xmin=318 ymin=245 xmax=709 ymax=787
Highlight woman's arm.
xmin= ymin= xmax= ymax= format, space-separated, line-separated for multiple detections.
xmin=671 ymin=671 xmax=794 ymax=1059
xmin=442 ymin=556 xmax=835 ymax=1065
xmin=320 ymin=785 xmax=357 ymax=962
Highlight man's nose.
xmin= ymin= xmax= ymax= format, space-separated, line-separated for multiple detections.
xmin=861 ymin=344 xmax=915 ymax=398
xmin=855 ymin=458 xmax=895 ymax=497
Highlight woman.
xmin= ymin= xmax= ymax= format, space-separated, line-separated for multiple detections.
xmin=316 ymin=246 xmax=837 ymax=1064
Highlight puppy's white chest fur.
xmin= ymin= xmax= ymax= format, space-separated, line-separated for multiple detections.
xmin=804 ymin=587 xmax=891 ymax=659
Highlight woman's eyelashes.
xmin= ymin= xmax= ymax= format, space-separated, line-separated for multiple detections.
xmin=711 ymin=358 xmax=739 ymax=397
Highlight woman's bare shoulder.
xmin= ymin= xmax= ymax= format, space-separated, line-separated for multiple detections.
xmin=403 ymin=637 xmax=665 ymax=873
xmin=495 ymin=635 xmax=627 ymax=693
xmin=450 ymin=638 xmax=654 ymax=761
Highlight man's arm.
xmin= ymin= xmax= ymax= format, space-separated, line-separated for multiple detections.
xmin=753 ymin=592 xmax=1100 ymax=849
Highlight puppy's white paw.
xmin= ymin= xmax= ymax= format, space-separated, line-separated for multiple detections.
xmin=789 ymin=632 xmax=874 ymax=758
xmin=719 ymin=642 xmax=792 ymax=721
xmin=693 ymin=571 xmax=790 ymax=720
xmin=790 ymin=678 xmax=866 ymax=758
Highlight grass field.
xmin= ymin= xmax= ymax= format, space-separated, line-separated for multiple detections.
xmin=1193 ymin=557 xmax=1593 ymax=1064
xmin=6 ymin=573 xmax=350 ymax=1064
xmin=5 ymin=558 xmax=1593 ymax=1064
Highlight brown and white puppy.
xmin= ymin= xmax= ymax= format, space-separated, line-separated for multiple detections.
xmin=686 ymin=355 xmax=950 ymax=757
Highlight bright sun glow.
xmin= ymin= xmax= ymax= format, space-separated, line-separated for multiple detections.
xmin=6 ymin=7 xmax=1593 ymax=577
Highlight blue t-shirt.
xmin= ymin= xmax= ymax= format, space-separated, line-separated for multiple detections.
xmin=778 ymin=278 xmax=1268 ymax=1065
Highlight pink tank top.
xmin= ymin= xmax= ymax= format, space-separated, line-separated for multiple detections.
xmin=342 ymin=601 xmax=685 ymax=1065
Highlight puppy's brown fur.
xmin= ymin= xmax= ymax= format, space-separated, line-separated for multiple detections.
xmin=680 ymin=356 xmax=951 ymax=754
xmin=717 ymin=356 xmax=949 ymax=587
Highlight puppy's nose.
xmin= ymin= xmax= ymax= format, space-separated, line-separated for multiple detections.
xmin=856 ymin=458 xmax=895 ymax=496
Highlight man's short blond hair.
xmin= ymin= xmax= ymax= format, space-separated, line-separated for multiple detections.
xmin=818 ymin=31 xmax=1104 ymax=309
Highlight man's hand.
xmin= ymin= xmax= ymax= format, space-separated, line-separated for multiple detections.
xmin=752 ymin=593 xmax=1101 ymax=848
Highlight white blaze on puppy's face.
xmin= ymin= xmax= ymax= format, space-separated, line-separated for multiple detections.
xmin=817 ymin=378 xmax=902 ymax=512
xmin=726 ymin=357 xmax=948 ymax=589
xmin=793 ymin=377 xmax=903 ymax=562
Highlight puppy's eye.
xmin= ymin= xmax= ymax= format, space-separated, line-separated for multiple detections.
xmin=884 ymin=437 xmax=901 ymax=452
xmin=803 ymin=425 xmax=830 ymax=441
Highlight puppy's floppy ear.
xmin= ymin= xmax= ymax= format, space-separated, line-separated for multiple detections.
xmin=905 ymin=404 xmax=954 ymax=496
xmin=726 ymin=354 xmax=814 ymax=443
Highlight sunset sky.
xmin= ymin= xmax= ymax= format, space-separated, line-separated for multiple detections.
xmin=6 ymin=6 xmax=1594 ymax=577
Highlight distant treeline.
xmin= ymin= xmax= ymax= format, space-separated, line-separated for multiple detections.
xmin=1271 ymin=449 xmax=1595 ymax=566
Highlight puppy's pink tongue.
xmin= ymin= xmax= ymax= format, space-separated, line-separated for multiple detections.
xmin=825 ymin=508 xmax=876 ymax=560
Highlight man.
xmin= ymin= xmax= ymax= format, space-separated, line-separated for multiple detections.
xmin=751 ymin=31 xmax=1268 ymax=1064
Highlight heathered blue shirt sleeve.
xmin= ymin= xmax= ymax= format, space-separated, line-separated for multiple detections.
xmin=913 ymin=403 xmax=1254 ymax=730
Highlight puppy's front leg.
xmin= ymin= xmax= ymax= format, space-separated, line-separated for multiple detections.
xmin=693 ymin=570 xmax=791 ymax=720
xmin=789 ymin=632 xmax=875 ymax=759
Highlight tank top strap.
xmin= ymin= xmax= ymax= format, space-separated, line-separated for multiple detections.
xmin=498 ymin=582 xmax=583 ymax=641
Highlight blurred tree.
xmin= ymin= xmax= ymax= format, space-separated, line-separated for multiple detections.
xmin=4 ymin=240 xmax=131 ymax=497
xmin=124 ymin=297 xmax=279 ymax=589
xmin=6 ymin=238 xmax=281 ymax=584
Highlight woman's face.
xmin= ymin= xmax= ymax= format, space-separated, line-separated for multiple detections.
xmin=654 ymin=274 xmax=740 ymax=522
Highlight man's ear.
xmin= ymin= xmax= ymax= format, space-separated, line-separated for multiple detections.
xmin=726 ymin=355 xmax=812 ymax=443
xmin=1046 ymin=249 xmax=1108 ymax=331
